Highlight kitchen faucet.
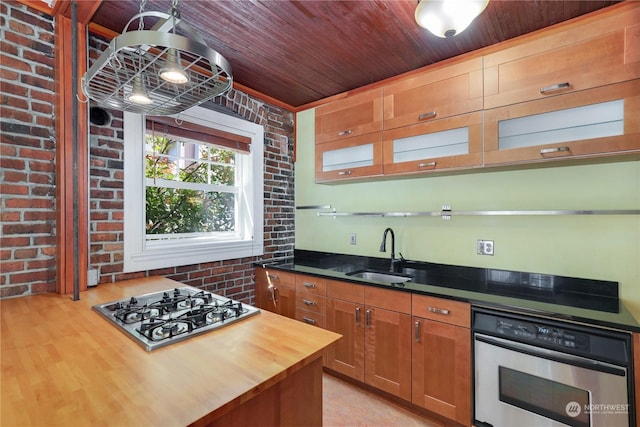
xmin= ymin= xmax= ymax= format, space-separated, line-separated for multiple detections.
xmin=379 ymin=227 xmax=399 ymax=272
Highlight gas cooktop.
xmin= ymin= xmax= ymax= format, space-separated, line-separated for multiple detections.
xmin=93 ymin=286 xmax=260 ymax=351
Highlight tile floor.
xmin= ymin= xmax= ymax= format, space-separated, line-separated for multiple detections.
xmin=322 ymin=373 xmax=445 ymax=427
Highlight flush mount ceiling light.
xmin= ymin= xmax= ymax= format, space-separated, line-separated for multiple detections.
xmin=415 ymin=0 xmax=489 ymax=38
xmin=82 ymin=0 xmax=232 ymax=116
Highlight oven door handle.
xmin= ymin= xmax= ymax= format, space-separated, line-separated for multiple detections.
xmin=474 ymin=334 xmax=627 ymax=377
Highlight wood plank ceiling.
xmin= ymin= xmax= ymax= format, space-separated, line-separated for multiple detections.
xmin=89 ymin=0 xmax=622 ymax=110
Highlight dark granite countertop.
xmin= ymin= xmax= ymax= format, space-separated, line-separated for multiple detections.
xmin=256 ymin=250 xmax=640 ymax=333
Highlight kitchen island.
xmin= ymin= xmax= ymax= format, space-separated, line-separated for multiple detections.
xmin=0 ymin=276 xmax=341 ymax=426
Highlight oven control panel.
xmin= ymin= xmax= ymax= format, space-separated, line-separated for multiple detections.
xmin=495 ymin=318 xmax=590 ymax=351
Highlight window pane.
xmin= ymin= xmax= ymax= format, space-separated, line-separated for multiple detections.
xmin=145 ymin=187 xmax=236 ymax=235
xmin=145 ymin=135 xmax=236 ymax=185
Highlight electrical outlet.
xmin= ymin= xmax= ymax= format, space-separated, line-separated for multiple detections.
xmin=349 ymin=233 xmax=357 ymax=245
xmin=88 ymin=269 xmax=99 ymax=287
xmin=477 ymin=240 xmax=494 ymax=256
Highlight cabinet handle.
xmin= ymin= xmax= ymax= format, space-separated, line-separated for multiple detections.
xmin=415 ymin=320 xmax=421 ymax=342
xmin=338 ymin=170 xmax=353 ymax=176
xmin=540 ymin=146 xmax=570 ymax=155
xmin=355 ymin=307 xmax=361 ymax=325
xmin=428 ymin=306 xmax=450 ymax=315
xmin=418 ymin=111 xmax=437 ymax=121
xmin=273 ymin=287 xmax=279 ymax=304
xmin=267 ymin=273 xmax=279 ymax=280
xmin=365 ymin=309 xmax=372 ymax=328
xmin=303 ymin=282 xmax=316 ymax=289
xmin=337 ymin=129 xmax=353 ymax=136
xmin=302 ymin=316 xmax=317 ymax=325
xmin=302 ymin=299 xmax=317 ymax=306
xmin=539 ymin=82 xmax=570 ymax=94
xmin=418 ymin=161 xmax=436 ymax=168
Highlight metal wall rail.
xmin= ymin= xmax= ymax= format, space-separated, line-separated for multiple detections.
xmin=306 ymin=207 xmax=640 ymax=219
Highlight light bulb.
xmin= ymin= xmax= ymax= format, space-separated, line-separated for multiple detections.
xmin=159 ymin=49 xmax=189 ymax=84
xmin=128 ymin=75 xmax=153 ymax=105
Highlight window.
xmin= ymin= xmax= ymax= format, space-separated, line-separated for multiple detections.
xmin=123 ymin=106 xmax=264 ymax=272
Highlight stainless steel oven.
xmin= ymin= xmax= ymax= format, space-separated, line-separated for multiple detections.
xmin=473 ymin=307 xmax=634 ymax=427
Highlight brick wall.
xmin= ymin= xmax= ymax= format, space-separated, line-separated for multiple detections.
xmin=0 ymin=2 xmax=57 ymax=298
xmin=1 ymin=3 xmax=296 ymax=303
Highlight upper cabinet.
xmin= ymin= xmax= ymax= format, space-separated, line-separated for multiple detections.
xmin=484 ymin=80 xmax=640 ymax=165
xmin=315 ymin=88 xmax=383 ymax=144
xmin=311 ymin=3 xmax=640 ymax=183
xmin=483 ymin=6 xmax=640 ymax=110
xmin=383 ymin=57 xmax=483 ymax=130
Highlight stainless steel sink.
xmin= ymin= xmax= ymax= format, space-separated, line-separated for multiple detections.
xmin=346 ymin=269 xmax=412 ymax=285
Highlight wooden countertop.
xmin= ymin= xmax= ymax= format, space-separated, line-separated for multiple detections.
xmin=0 ymin=277 xmax=341 ymax=427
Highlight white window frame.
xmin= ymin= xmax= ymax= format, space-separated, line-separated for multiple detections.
xmin=123 ymin=106 xmax=264 ymax=273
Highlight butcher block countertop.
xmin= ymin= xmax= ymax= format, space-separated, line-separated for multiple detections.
xmin=0 ymin=277 xmax=341 ymax=427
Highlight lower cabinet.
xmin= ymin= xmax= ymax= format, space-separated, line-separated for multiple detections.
xmin=412 ymin=295 xmax=471 ymax=425
xmin=325 ymin=280 xmax=412 ymax=401
xmin=254 ymin=267 xmax=296 ymax=318
xmin=255 ymin=269 xmax=471 ymax=425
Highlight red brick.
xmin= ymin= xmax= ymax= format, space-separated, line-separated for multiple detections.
xmin=1 ymin=184 xmax=29 ymax=195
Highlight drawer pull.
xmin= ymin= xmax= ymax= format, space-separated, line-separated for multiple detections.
xmin=267 ymin=273 xmax=279 ymax=280
xmin=540 ymin=82 xmax=570 ymax=94
xmin=302 ymin=299 xmax=317 ymax=306
xmin=418 ymin=111 xmax=437 ymax=121
xmin=302 ymin=316 xmax=317 ymax=325
xmin=418 ymin=161 xmax=436 ymax=168
xmin=540 ymin=146 xmax=570 ymax=155
xmin=355 ymin=307 xmax=361 ymax=325
xmin=428 ymin=306 xmax=450 ymax=315
xmin=337 ymin=129 xmax=353 ymax=137
xmin=414 ymin=320 xmax=421 ymax=342
xmin=303 ymin=282 xmax=317 ymax=289
xmin=338 ymin=170 xmax=353 ymax=176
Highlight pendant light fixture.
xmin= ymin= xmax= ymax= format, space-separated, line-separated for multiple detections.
xmin=415 ymin=0 xmax=489 ymax=38
xmin=83 ymin=0 xmax=232 ymax=116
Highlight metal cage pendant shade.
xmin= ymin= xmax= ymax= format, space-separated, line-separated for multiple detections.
xmin=82 ymin=10 xmax=233 ymax=116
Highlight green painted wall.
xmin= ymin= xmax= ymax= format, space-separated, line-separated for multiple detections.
xmin=295 ymin=109 xmax=640 ymax=320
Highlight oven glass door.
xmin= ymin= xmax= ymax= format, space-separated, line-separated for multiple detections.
xmin=474 ymin=334 xmax=630 ymax=427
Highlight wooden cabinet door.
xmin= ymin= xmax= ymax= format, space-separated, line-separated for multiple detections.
xmin=364 ymin=307 xmax=412 ymax=401
xmin=315 ymin=88 xmax=383 ymax=144
xmin=315 ymin=133 xmax=383 ymax=183
xmin=382 ymin=111 xmax=483 ymax=176
xmin=254 ymin=268 xmax=296 ymax=318
xmin=383 ymin=57 xmax=483 ymax=130
xmin=483 ymin=5 xmax=640 ymax=109
xmin=412 ymin=318 xmax=471 ymax=425
xmin=484 ymin=79 xmax=640 ymax=166
xmin=325 ymin=298 xmax=365 ymax=382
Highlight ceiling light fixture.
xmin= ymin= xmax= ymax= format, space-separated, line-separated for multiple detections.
xmin=415 ymin=0 xmax=489 ymax=38
xmin=82 ymin=0 xmax=232 ymax=116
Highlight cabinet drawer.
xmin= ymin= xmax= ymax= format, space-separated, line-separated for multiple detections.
xmin=364 ymin=286 xmax=411 ymax=314
xmin=326 ymin=279 xmax=365 ymax=303
xmin=295 ymin=275 xmax=326 ymax=296
xmin=484 ymin=80 xmax=640 ymax=166
xmin=296 ymin=308 xmax=327 ymax=328
xmin=483 ymin=8 xmax=640 ymax=109
xmin=296 ymin=293 xmax=327 ymax=314
xmin=383 ymin=57 xmax=483 ymax=130
xmin=382 ymin=111 xmax=483 ymax=175
xmin=412 ymin=295 xmax=470 ymax=328
xmin=315 ymin=88 xmax=383 ymax=144
xmin=255 ymin=268 xmax=296 ymax=288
